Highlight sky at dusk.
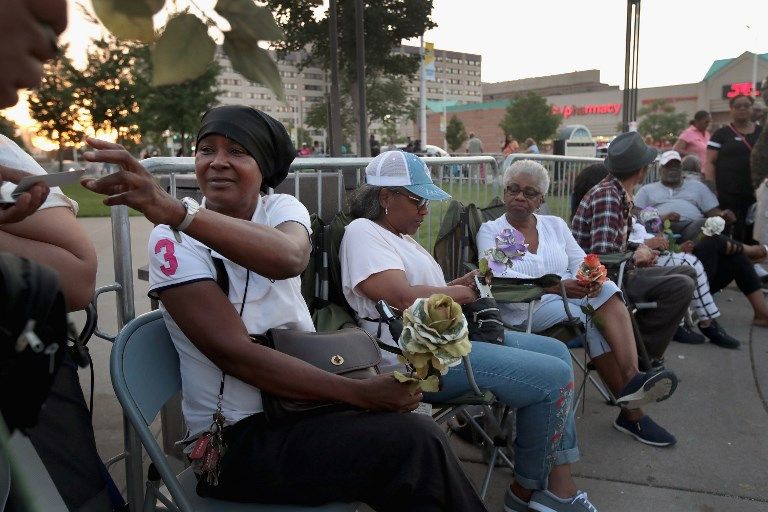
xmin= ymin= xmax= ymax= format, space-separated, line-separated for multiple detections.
xmin=3 ymin=0 xmax=768 ymax=130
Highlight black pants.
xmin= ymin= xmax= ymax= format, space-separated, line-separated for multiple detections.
xmin=693 ymin=235 xmax=762 ymax=296
xmin=198 ymin=410 xmax=487 ymax=512
xmin=624 ymin=265 xmax=696 ymax=360
xmin=718 ymin=193 xmax=755 ymax=243
xmin=24 ymin=355 xmax=116 ymax=512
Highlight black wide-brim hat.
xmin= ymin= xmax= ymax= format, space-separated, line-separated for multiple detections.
xmin=604 ymin=132 xmax=657 ymax=177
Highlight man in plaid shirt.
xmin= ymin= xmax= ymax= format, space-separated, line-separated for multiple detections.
xmin=572 ymin=132 xmax=697 ymax=447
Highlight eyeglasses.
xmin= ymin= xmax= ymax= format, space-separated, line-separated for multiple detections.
xmin=391 ymin=189 xmax=430 ymax=210
xmin=505 ymin=184 xmax=542 ymax=199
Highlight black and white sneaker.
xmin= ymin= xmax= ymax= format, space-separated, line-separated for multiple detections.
xmin=615 ymin=370 xmax=678 ymax=409
xmin=673 ymin=324 xmax=705 ymax=344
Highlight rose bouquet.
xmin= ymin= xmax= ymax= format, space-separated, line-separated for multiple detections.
xmin=575 ymin=253 xmax=607 ymax=285
xmin=478 ymin=227 xmax=527 ymax=276
xmin=393 ymin=294 xmax=472 ymax=392
xmin=700 ymin=216 xmax=725 ymax=237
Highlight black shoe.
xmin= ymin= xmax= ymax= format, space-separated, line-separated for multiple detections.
xmin=614 ymin=413 xmax=677 ymax=447
xmin=615 ymin=369 xmax=678 ymax=409
xmin=699 ymin=320 xmax=740 ymax=349
xmin=673 ymin=324 xmax=705 ymax=344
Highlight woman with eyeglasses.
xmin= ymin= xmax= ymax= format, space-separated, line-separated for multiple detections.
xmin=705 ymin=94 xmax=763 ymax=242
xmin=478 ymin=160 xmax=678 ymax=449
xmin=340 ymin=151 xmax=601 ymax=512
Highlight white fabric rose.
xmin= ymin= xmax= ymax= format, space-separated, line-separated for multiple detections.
xmin=701 ymin=216 xmax=725 ymax=237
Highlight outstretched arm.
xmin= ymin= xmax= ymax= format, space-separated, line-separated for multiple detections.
xmin=82 ymin=138 xmax=309 ymax=279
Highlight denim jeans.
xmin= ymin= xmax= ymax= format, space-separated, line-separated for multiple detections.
xmin=426 ymin=331 xmax=579 ymax=491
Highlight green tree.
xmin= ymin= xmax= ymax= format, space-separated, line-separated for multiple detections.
xmin=637 ymin=99 xmax=687 ymax=145
xmin=445 ymin=115 xmax=467 ymax=152
xmin=500 ymin=92 xmax=561 ymax=143
xmin=268 ymin=0 xmax=435 ymax=141
xmin=0 ymin=116 xmax=24 ymax=148
xmin=75 ymin=37 xmax=146 ymax=147
xmin=305 ymin=97 xmax=356 ymax=144
xmin=138 ymin=51 xmax=221 ymax=156
xmin=304 ymin=76 xmax=410 ymax=144
xmin=28 ymin=52 xmax=84 ymax=172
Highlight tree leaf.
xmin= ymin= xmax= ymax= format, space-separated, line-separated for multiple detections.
xmin=92 ymin=0 xmax=156 ymax=42
xmin=215 ymin=0 xmax=284 ymax=42
xmin=108 ymin=0 xmax=165 ymax=17
xmin=152 ymin=14 xmax=215 ymax=86
xmin=223 ymin=29 xmax=285 ymax=102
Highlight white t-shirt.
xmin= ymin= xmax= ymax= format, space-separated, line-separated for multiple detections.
xmin=0 ymin=134 xmax=78 ymax=213
xmin=147 ymin=193 xmax=314 ymax=437
xmin=477 ymin=214 xmax=587 ymax=326
xmin=340 ymin=218 xmax=445 ymax=367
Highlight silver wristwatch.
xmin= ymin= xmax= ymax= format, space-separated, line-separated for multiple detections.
xmin=172 ymin=197 xmax=200 ymax=242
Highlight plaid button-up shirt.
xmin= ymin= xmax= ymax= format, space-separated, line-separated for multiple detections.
xmin=571 ymin=175 xmax=631 ymax=254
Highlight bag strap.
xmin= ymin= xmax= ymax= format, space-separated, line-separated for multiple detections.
xmin=728 ymin=123 xmax=755 ymax=151
xmin=208 ymin=252 xmax=250 ymax=411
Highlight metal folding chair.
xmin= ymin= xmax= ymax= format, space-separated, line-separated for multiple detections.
xmin=111 ymin=310 xmax=358 ymax=512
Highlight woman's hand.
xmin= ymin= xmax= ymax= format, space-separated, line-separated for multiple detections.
xmin=679 ymin=240 xmax=695 ymax=253
xmin=644 ymin=235 xmax=669 ymax=251
xmin=449 ymin=269 xmax=481 ymax=290
xmin=561 ymin=278 xmax=600 ymax=299
xmin=447 ymin=284 xmax=478 ymax=304
xmin=350 ymin=375 xmax=423 ymax=412
xmin=0 ymin=166 xmax=49 ymax=225
xmin=81 ymin=137 xmax=185 ymax=227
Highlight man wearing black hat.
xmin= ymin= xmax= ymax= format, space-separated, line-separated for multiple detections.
xmin=572 ymin=132 xmax=696 ymax=447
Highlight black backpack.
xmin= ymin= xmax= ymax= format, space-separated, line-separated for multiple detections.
xmin=0 ymin=253 xmax=69 ymax=432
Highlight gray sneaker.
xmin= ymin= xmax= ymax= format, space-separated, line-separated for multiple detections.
xmin=529 ymin=489 xmax=598 ymax=512
xmin=503 ymin=487 xmax=530 ymax=512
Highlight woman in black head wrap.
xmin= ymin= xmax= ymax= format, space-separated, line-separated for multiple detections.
xmin=80 ymin=107 xmax=486 ymax=510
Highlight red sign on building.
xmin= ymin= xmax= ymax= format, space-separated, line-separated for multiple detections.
xmin=722 ymin=82 xmax=762 ymax=99
xmin=551 ymin=103 xmax=622 ymax=119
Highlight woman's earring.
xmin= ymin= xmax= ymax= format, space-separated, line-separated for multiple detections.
xmin=385 ymin=207 xmax=389 ymax=215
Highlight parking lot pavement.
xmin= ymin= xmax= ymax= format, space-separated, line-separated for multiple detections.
xmin=81 ymin=217 xmax=768 ymax=511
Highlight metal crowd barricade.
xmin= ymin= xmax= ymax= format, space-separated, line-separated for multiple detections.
xmin=100 ymin=154 xmax=499 ymax=509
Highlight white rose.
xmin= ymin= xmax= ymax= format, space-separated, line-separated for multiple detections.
xmin=701 ymin=216 xmax=725 ymax=236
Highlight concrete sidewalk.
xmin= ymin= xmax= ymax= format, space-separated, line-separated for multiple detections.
xmin=78 ymin=216 xmax=768 ymax=512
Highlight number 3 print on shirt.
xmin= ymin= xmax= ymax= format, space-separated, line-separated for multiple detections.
xmin=155 ymin=238 xmax=179 ymax=277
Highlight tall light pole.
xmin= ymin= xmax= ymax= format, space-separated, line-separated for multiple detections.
xmin=622 ymin=0 xmax=641 ymax=132
xmin=354 ymin=0 xmax=368 ymax=157
xmin=328 ymin=0 xmax=342 ymax=158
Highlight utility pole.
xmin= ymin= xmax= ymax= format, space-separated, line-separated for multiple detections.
xmin=354 ymin=0 xmax=368 ymax=157
xmin=328 ymin=0 xmax=342 ymax=158
xmin=419 ymin=35 xmax=427 ymax=150
xmin=622 ymin=0 xmax=641 ymax=132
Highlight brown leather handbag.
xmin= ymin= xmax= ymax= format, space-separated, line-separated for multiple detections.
xmin=253 ymin=327 xmax=383 ymax=425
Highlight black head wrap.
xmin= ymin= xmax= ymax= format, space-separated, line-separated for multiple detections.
xmin=196 ymin=105 xmax=295 ymax=192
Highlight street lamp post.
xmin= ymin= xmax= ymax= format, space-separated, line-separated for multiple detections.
xmin=622 ymin=0 xmax=641 ymax=132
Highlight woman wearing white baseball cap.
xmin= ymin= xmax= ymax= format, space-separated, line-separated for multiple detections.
xmin=340 ymin=151 xmax=599 ymax=512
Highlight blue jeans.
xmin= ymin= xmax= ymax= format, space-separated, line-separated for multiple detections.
xmin=426 ymin=331 xmax=579 ymax=491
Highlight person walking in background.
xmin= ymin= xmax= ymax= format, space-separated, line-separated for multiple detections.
xmin=312 ymin=140 xmax=323 ymax=156
xmin=369 ymin=133 xmax=381 ymax=157
xmin=467 ymin=132 xmax=484 ymax=183
xmin=673 ymin=110 xmax=711 ymax=163
xmin=523 ymin=138 xmax=540 ymax=154
xmin=705 ymin=94 xmax=762 ymax=243
xmin=502 ymin=135 xmax=519 ymax=157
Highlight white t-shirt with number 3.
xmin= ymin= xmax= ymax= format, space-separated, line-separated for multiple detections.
xmin=147 ymin=193 xmax=314 ymax=437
